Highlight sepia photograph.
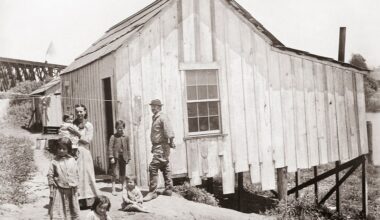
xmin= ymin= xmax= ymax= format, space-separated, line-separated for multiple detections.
xmin=0 ymin=0 xmax=379 ymax=219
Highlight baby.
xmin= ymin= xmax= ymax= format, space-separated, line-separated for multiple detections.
xmin=59 ymin=114 xmax=79 ymax=151
xmin=121 ymin=176 xmax=149 ymax=213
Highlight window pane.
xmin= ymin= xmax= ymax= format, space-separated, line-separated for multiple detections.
xmin=187 ymin=86 xmax=197 ymax=100
xmin=207 ymin=71 xmax=217 ymax=85
xmin=210 ymin=116 xmax=219 ymax=130
xmin=209 ymin=102 xmax=219 ymax=116
xmin=197 ymin=72 xmax=208 ymax=85
xmin=198 ymin=85 xmax=208 ymax=100
xmin=187 ymin=103 xmax=197 ymax=117
xmin=186 ymin=72 xmax=196 ymax=86
xmin=199 ymin=117 xmax=209 ymax=131
xmin=208 ymin=85 xmax=218 ymax=99
xmin=188 ymin=118 xmax=199 ymax=132
xmin=198 ymin=102 xmax=208 ymax=116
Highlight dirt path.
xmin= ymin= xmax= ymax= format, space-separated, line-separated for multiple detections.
xmin=0 ymin=128 xmax=274 ymax=220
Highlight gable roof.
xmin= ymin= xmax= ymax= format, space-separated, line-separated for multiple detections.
xmin=30 ymin=77 xmax=61 ymax=96
xmin=62 ymin=0 xmax=368 ymax=74
xmin=61 ymin=0 xmax=171 ymax=74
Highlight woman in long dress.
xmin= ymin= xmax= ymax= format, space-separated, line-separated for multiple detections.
xmin=68 ymin=104 xmax=99 ymax=207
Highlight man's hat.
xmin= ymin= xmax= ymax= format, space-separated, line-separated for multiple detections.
xmin=149 ymin=99 xmax=163 ymax=106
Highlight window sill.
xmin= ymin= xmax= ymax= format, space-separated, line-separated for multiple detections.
xmin=183 ymin=133 xmax=228 ymax=141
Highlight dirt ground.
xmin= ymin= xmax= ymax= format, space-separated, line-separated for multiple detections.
xmin=0 ymin=127 xmax=274 ymax=220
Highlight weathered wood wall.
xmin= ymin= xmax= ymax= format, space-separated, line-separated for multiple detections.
xmin=176 ymin=0 xmax=368 ymax=193
xmin=62 ymin=0 xmax=368 ymax=194
xmin=61 ymin=55 xmax=116 ymax=172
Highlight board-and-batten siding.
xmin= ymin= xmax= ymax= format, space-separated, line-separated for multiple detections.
xmin=193 ymin=0 xmax=367 ymax=193
xmin=61 ymin=55 xmax=116 ymax=172
xmin=62 ymin=0 xmax=368 ymax=194
xmin=114 ymin=1 xmax=189 ymax=186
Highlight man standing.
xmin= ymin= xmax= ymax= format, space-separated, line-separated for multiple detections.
xmin=143 ymin=99 xmax=175 ymax=202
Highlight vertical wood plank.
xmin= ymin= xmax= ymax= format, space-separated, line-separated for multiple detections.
xmin=181 ymin=0 xmax=196 ymax=62
xmin=129 ymin=36 xmax=148 ymax=186
xmin=344 ymin=70 xmax=358 ymax=159
xmin=325 ymin=65 xmax=339 ymax=162
xmin=225 ymin=8 xmax=249 ymax=173
xmin=292 ymin=56 xmax=309 ymax=169
xmin=268 ymin=50 xmax=285 ymax=169
xmin=254 ymin=33 xmax=275 ymax=190
xmin=214 ymin=0 xmax=234 ymax=194
xmin=188 ymin=139 xmax=202 ymax=185
xmin=314 ymin=63 xmax=329 ymax=165
xmin=355 ymin=73 xmax=368 ymax=154
xmin=333 ymin=67 xmax=349 ymax=161
xmin=241 ymin=26 xmax=260 ymax=182
xmin=198 ymin=0 xmax=213 ymax=62
xmin=160 ymin=2 xmax=187 ymax=175
xmin=303 ymin=60 xmax=319 ymax=167
xmin=279 ymin=53 xmax=297 ymax=172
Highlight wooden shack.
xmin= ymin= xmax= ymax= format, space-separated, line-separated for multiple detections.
xmin=60 ymin=0 xmax=369 ymax=194
xmin=30 ymin=77 xmax=62 ymax=133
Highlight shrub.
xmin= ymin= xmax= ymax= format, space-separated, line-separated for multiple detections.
xmin=264 ymin=194 xmax=343 ymax=220
xmin=0 ymin=134 xmax=36 ymax=205
xmin=174 ymin=181 xmax=219 ymax=207
xmin=6 ymin=80 xmax=44 ymax=127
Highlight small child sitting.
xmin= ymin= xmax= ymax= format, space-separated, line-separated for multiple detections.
xmin=59 ymin=114 xmax=79 ymax=156
xmin=121 ymin=176 xmax=149 ymax=213
xmin=85 ymin=195 xmax=113 ymax=220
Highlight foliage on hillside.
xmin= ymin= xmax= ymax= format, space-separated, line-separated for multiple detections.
xmin=349 ymin=53 xmax=379 ymax=111
xmin=0 ymin=134 xmax=35 ymax=205
xmin=6 ymin=80 xmax=45 ymax=127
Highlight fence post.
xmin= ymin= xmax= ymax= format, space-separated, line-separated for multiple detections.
xmin=277 ymin=167 xmax=288 ymax=202
xmin=367 ymin=121 xmax=373 ymax=164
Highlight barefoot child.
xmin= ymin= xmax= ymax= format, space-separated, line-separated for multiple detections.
xmin=59 ymin=114 xmax=79 ymax=157
xmin=108 ymin=120 xmax=131 ymax=195
xmin=86 ymin=195 xmax=112 ymax=220
xmin=121 ymin=176 xmax=149 ymax=213
xmin=47 ymin=137 xmax=80 ymax=220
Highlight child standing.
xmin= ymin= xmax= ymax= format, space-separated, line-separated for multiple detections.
xmin=108 ymin=120 xmax=131 ymax=195
xmin=59 ymin=114 xmax=79 ymax=157
xmin=47 ymin=137 xmax=80 ymax=220
xmin=85 ymin=195 xmax=112 ymax=220
xmin=121 ymin=176 xmax=149 ymax=213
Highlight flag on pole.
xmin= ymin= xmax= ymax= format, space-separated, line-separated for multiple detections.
xmin=45 ymin=41 xmax=55 ymax=63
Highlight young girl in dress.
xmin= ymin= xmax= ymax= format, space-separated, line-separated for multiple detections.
xmin=85 ymin=195 xmax=112 ymax=220
xmin=121 ymin=176 xmax=149 ymax=213
xmin=47 ymin=137 xmax=80 ymax=220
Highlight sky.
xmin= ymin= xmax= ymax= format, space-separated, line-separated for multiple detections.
xmin=0 ymin=0 xmax=379 ymax=68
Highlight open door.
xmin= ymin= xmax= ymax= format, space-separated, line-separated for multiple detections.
xmin=102 ymin=77 xmax=114 ymax=144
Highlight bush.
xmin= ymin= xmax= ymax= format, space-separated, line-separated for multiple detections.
xmin=174 ymin=182 xmax=219 ymax=207
xmin=0 ymin=134 xmax=36 ymax=205
xmin=6 ymin=80 xmax=44 ymax=126
xmin=264 ymin=194 xmax=343 ymax=220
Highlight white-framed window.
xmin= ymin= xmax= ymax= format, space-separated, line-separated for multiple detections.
xmin=185 ymin=69 xmax=221 ymax=134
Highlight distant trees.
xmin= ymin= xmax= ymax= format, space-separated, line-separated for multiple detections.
xmin=349 ymin=53 xmax=378 ymax=111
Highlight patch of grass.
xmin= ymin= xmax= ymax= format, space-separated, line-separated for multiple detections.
xmin=264 ymin=162 xmax=380 ymax=219
xmin=0 ymin=134 xmax=36 ymax=205
xmin=174 ymin=181 xmax=219 ymax=207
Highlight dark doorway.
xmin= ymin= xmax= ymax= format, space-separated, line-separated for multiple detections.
xmin=102 ymin=77 xmax=114 ymax=141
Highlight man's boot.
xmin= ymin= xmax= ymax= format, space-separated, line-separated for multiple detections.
xmin=143 ymin=192 xmax=158 ymax=202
